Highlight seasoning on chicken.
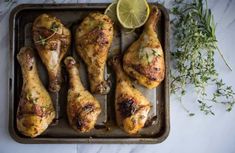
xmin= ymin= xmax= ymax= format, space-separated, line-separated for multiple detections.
xmin=17 ymin=47 xmax=55 ymax=138
xmin=64 ymin=57 xmax=101 ymax=132
xmin=123 ymin=6 xmax=165 ymax=89
xmin=33 ymin=14 xmax=71 ymax=92
xmin=75 ymin=12 xmax=113 ymax=94
xmin=109 ymin=56 xmax=151 ymax=134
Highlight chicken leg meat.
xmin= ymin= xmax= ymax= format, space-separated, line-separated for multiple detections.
xmin=33 ymin=14 xmax=71 ymax=92
xmin=123 ymin=6 xmax=165 ymax=89
xmin=64 ymin=57 xmax=101 ymax=132
xmin=75 ymin=12 xmax=113 ymax=94
xmin=109 ymin=56 xmax=151 ymax=134
xmin=17 ymin=47 xmax=55 ymax=138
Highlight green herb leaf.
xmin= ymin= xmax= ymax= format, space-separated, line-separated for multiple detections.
xmin=38 ymin=35 xmax=46 ymax=46
xmin=139 ymin=47 xmax=161 ymax=64
xmin=171 ymin=0 xmax=235 ymax=115
xmin=189 ymin=113 xmax=195 ymax=116
xmin=51 ymin=22 xmax=59 ymax=32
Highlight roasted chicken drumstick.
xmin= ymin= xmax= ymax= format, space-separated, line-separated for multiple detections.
xmin=33 ymin=14 xmax=71 ymax=92
xmin=64 ymin=57 xmax=101 ymax=132
xmin=123 ymin=6 xmax=165 ymax=89
xmin=17 ymin=47 xmax=55 ymax=138
xmin=109 ymin=56 xmax=151 ymax=134
xmin=75 ymin=12 xmax=113 ymax=94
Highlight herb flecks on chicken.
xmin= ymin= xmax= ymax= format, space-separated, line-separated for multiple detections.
xmin=75 ymin=12 xmax=114 ymax=94
xmin=17 ymin=47 xmax=55 ymax=138
xmin=123 ymin=6 xmax=165 ymax=89
xmin=109 ymin=56 xmax=151 ymax=134
xmin=33 ymin=14 xmax=71 ymax=92
xmin=64 ymin=57 xmax=101 ymax=133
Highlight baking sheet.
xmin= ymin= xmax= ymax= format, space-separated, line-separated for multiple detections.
xmin=8 ymin=3 xmax=170 ymax=144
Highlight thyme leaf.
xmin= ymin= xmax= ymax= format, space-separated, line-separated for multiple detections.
xmin=51 ymin=22 xmax=59 ymax=32
xmin=38 ymin=35 xmax=46 ymax=46
xmin=139 ymin=48 xmax=161 ymax=64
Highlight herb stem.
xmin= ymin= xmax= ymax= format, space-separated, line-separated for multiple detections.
xmin=171 ymin=0 xmax=235 ymax=115
xmin=35 ymin=31 xmax=57 ymax=45
xmin=216 ymin=47 xmax=232 ymax=71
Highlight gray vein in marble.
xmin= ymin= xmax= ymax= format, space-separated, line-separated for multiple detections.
xmin=96 ymin=146 xmax=103 ymax=153
xmin=210 ymin=0 xmax=220 ymax=10
xmin=0 ymin=1 xmax=17 ymax=23
xmin=224 ymin=0 xmax=232 ymax=13
xmin=227 ymin=18 xmax=235 ymax=28
xmin=77 ymin=145 xmax=86 ymax=153
xmin=0 ymin=32 xmax=8 ymax=48
xmin=129 ymin=145 xmax=145 ymax=153
xmin=217 ymin=0 xmax=230 ymax=25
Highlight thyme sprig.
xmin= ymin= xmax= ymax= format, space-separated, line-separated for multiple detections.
xmin=171 ymin=0 xmax=235 ymax=115
xmin=139 ymin=48 xmax=161 ymax=64
xmin=212 ymin=80 xmax=235 ymax=112
xmin=35 ymin=22 xmax=59 ymax=45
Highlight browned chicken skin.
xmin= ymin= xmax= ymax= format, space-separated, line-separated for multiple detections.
xmin=109 ymin=56 xmax=151 ymax=134
xmin=33 ymin=14 xmax=71 ymax=92
xmin=64 ymin=57 xmax=101 ymax=132
xmin=75 ymin=12 xmax=114 ymax=94
xmin=17 ymin=47 xmax=55 ymax=138
xmin=123 ymin=6 xmax=165 ymax=89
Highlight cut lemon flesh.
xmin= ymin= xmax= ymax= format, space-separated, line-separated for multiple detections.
xmin=104 ymin=3 xmax=118 ymax=25
xmin=116 ymin=0 xmax=150 ymax=29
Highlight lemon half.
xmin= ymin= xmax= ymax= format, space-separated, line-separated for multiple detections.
xmin=116 ymin=0 xmax=150 ymax=29
xmin=105 ymin=3 xmax=118 ymax=25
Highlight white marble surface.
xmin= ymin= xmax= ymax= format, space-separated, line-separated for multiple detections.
xmin=0 ymin=0 xmax=235 ymax=153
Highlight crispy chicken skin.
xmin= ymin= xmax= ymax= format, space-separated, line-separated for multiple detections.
xmin=109 ymin=56 xmax=151 ymax=134
xmin=75 ymin=12 xmax=114 ymax=94
xmin=64 ymin=57 xmax=101 ymax=132
xmin=17 ymin=47 xmax=55 ymax=138
xmin=33 ymin=14 xmax=71 ymax=92
xmin=123 ymin=6 xmax=165 ymax=89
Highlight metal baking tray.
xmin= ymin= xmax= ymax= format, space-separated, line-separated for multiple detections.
xmin=8 ymin=3 xmax=170 ymax=144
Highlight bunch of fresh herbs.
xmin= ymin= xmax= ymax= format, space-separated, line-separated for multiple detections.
xmin=170 ymin=0 xmax=235 ymax=115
